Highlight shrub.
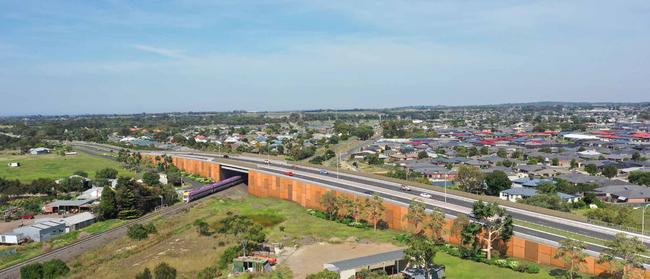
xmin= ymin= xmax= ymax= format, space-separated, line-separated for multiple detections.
xmin=42 ymin=259 xmax=70 ymax=279
xmin=135 ymin=268 xmax=152 ymax=279
xmin=526 ymin=264 xmax=540 ymax=274
xmin=127 ymin=223 xmax=157 ymax=240
xmin=218 ymin=246 xmax=241 ymax=269
xmin=507 ymin=260 xmax=519 ymax=270
xmin=494 ymin=259 xmax=508 ymax=268
xmin=20 ymin=263 xmax=43 ymax=279
xmin=154 ymin=262 xmax=176 ymax=279
xmin=514 ymin=263 xmax=528 ymax=272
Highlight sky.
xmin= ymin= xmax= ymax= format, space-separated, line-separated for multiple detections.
xmin=1 ymin=0 xmax=649 ymax=115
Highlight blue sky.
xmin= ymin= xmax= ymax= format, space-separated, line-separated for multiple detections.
xmin=1 ymin=1 xmax=649 ymax=115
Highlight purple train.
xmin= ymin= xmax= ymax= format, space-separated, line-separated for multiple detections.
xmin=183 ymin=176 xmax=243 ymax=202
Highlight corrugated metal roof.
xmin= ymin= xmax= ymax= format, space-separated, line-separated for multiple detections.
xmin=326 ymin=250 xmax=404 ymax=271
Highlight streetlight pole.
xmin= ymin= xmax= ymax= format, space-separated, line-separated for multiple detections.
xmin=336 ymin=152 xmax=340 ymax=179
xmin=641 ymin=204 xmax=650 ymax=235
xmin=444 ymin=172 xmax=448 ymax=204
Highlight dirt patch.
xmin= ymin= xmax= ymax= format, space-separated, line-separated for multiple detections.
xmin=282 ymin=242 xmax=402 ymax=279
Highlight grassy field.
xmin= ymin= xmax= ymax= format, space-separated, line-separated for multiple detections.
xmin=63 ymin=191 xmax=580 ymax=279
xmin=0 ymin=152 xmax=135 ymax=182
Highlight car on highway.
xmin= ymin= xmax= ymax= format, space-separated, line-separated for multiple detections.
xmin=264 ymin=159 xmax=270 ymax=164
xmin=284 ymin=171 xmax=294 ymax=176
xmin=319 ymin=169 xmax=329 ymax=174
xmin=222 ymin=155 xmax=229 ymax=158
xmin=419 ymin=193 xmax=432 ymax=199
xmin=363 ymin=190 xmax=374 ymax=195
xmin=400 ymin=184 xmax=411 ymax=191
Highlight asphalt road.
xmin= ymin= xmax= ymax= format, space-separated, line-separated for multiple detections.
xmin=68 ymin=142 xmax=650 ymax=254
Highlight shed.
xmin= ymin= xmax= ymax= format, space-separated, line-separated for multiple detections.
xmin=232 ymin=256 xmax=272 ymax=273
xmin=12 ymin=220 xmax=65 ymax=242
xmin=324 ymin=249 xmax=406 ymax=279
xmin=0 ymin=233 xmax=27 ymax=244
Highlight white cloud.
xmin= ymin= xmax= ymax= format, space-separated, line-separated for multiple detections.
xmin=129 ymin=44 xmax=187 ymax=59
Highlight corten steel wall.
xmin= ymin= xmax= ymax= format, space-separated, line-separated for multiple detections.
xmin=248 ymin=169 xmax=650 ymax=278
xmin=144 ymin=155 xmax=221 ymax=182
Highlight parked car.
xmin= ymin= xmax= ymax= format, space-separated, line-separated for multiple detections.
xmin=419 ymin=193 xmax=432 ymax=199
xmin=319 ymin=169 xmax=329 ymax=174
xmin=284 ymin=171 xmax=294 ymax=176
xmin=400 ymin=184 xmax=411 ymax=191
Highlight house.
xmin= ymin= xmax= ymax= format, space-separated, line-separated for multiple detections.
xmin=194 ymin=135 xmax=208 ymax=143
xmin=12 ymin=220 xmax=65 ymax=242
xmin=499 ymin=188 xmax=578 ymax=203
xmin=77 ymin=187 xmax=104 ymax=200
xmin=324 ymin=250 xmax=407 ymax=279
xmin=7 ymin=162 xmax=20 ymax=168
xmin=593 ymin=184 xmax=650 ymax=204
xmin=29 ymin=147 xmax=50 ymax=155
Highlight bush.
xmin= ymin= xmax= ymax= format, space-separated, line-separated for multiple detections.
xmin=495 ymin=259 xmax=508 ymax=268
xmin=127 ymin=223 xmax=157 ymax=240
xmin=42 ymin=259 xmax=70 ymax=279
xmin=154 ymin=262 xmax=176 ymax=279
xmin=218 ymin=246 xmax=242 ymax=269
xmin=135 ymin=268 xmax=152 ymax=279
xmin=20 ymin=263 xmax=43 ymax=279
xmin=526 ymin=264 xmax=540 ymax=274
xmin=507 ymin=260 xmax=519 ymax=270
xmin=514 ymin=263 xmax=528 ymax=272
xmin=20 ymin=259 xmax=69 ymax=279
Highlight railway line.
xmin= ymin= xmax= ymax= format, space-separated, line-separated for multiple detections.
xmin=0 ymin=193 xmax=200 ymax=278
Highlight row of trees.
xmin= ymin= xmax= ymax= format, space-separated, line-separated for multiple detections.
xmin=319 ymin=191 xmax=386 ymax=230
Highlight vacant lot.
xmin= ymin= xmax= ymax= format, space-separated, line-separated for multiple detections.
xmin=0 ymin=153 xmax=134 ymax=182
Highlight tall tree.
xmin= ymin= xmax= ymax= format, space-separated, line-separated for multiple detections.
xmin=555 ymin=238 xmax=587 ymax=279
xmin=364 ymin=195 xmax=386 ymax=230
xmin=404 ymin=199 xmax=427 ymax=234
xmin=403 ymin=236 xmax=438 ymax=279
xmin=471 ymin=201 xmax=514 ymax=260
xmin=96 ymin=186 xmax=118 ymax=220
xmin=424 ymin=208 xmax=446 ymax=243
xmin=602 ymin=165 xmax=618 ymax=179
xmin=319 ymin=191 xmax=340 ymax=220
xmin=456 ymin=165 xmax=485 ymax=194
xmin=484 ymin=171 xmax=511 ymax=196
xmin=598 ymin=233 xmax=647 ymax=279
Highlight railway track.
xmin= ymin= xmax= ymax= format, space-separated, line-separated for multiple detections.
xmin=0 ymin=201 xmax=194 ymax=279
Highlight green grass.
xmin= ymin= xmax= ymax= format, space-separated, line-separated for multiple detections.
xmin=438 ymin=253 xmax=558 ymax=279
xmin=81 ymin=219 xmax=126 ymax=234
xmin=0 ymin=153 xmax=135 ymax=182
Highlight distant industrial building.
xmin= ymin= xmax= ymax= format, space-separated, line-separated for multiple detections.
xmin=12 ymin=220 xmax=65 ymax=242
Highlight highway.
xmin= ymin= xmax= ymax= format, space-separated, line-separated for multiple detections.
xmin=69 ymin=142 xmax=650 ymax=259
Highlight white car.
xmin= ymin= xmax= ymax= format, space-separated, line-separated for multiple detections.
xmin=419 ymin=193 xmax=432 ymax=198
